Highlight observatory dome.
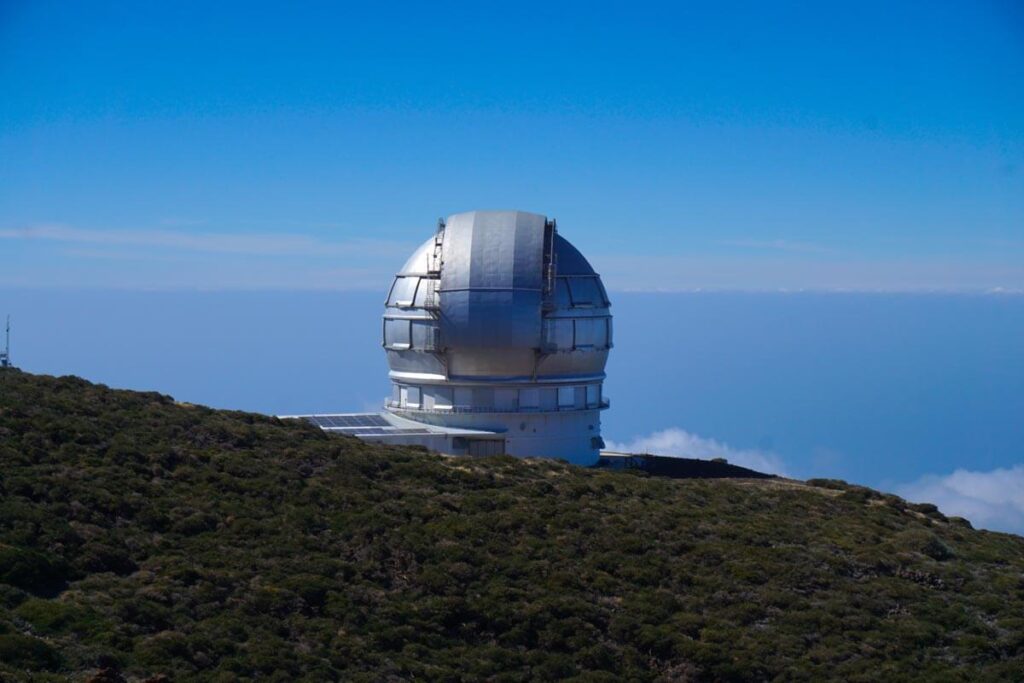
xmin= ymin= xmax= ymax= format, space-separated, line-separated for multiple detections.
xmin=381 ymin=210 xmax=612 ymax=463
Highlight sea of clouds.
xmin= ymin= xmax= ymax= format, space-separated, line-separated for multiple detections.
xmin=895 ymin=465 xmax=1024 ymax=535
xmin=605 ymin=428 xmax=788 ymax=477
xmin=607 ymin=428 xmax=1024 ymax=536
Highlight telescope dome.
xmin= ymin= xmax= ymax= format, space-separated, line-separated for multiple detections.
xmin=381 ymin=210 xmax=612 ymax=463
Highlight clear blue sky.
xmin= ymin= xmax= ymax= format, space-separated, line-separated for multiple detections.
xmin=2 ymin=0 xmax=1022 ymax=290
xmin=2 ymin=2 xmax=1024 ymax=532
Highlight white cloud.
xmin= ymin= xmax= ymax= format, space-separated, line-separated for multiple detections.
xmin=895 ymin=465 xmax=1024 ymax=535
xmin=0 ymin=223 xmax=417 ymax=290
xmin=0 ymin=223 xmax=410 ymax=258
xmin=592 ymin=252 xmax=1024 ymax=293
xmin=605 ymin=427 xmax=787 ymax=476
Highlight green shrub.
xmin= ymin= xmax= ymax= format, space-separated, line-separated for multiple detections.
xmin=0 ymin=633 xmax=62 ymax=670
xmin=895 ymin=529 xmax=956 ymax=561
xmin=0 ymin=546 xmax=69 ymax=597
xmin=0 ymin=370 xmax=1021 ymax=681
xmin=15 ymin=598 xmax=99 ymax=635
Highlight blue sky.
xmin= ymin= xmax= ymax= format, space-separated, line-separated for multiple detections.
xmin=2 ymin=0 xmax=1022 ymax=290
xmin=2 ymin=2 xmax=1023 ymax=532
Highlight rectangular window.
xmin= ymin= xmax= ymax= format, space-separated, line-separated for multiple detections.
xmin=384 ymin=319 xmax=411 ymax=349
xmin=558 ymin=386 xmax=575 ymax=408
xmin=567 ymin=277 xmax=601 ymax=307
xmin=411 ymin=320 xmax=436 ymax=350
xmin=546 ymin=318 xmax=574 ymax=350
xmin=586 ymin=384 xmax=600 ymax=408
xmin=495 ymin=388 xmax=518 ymax=411
xmin=553 ymin=278 xmax=572 ymax=307
xmin=414 ymin=278 xmax=437 ymax=308
xmin=406 ymin=386 xmax=421 ymax=408
xmin=519 ymin=387 xmax=539 ymax=410
xmin=387 ymin=277 xmax=420 ymax=307
xmin=428 ymin=386 xmax=452 ymax=410
xmin=539 ymin=388 xmax=558 ymax=410
xmin=473 ymin=387 xmax=495 ymax=409
xmin=454 ymin=387 xmax=473 ymax=409
xmin=574 ymin=318 xmax=607 ymax=349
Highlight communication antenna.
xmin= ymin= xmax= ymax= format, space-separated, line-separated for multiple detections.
xmin=0 ymin=315 xmax=9 ymax=368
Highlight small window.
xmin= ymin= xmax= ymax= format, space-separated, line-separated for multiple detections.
xmin=495 ymin=388 xmax=517 ymax=411
xmin=545 ymin=318 xmax=574 ymax=350
xmin=558 ymin=386 xmax=575 ymax=408
xmin=414 ymin=278 xmax=437 ymax=308
xmin=473 ymin=387 xmax=495 ymax=409
xmin=554 ymin=278 xmax=572 ymax=307
xmin=384 ymin=319 xmax=411 ymax=349
xmin=586 ymin=384 xmax=600 ymax=408
xmin=574 ymin=386 xmax=586 ymax=408
xmin=574 ymin=318 xmax=607 ymax=349
xmin=388 ymin=277 xmax=420 ymax=307
xmin=411 ymin=320 xmax=437 ymax=350
xmin=429 ymin=386 xmax=453 ymax=410
xmin=454 ymin=387 xmax=473 ymax=409
xmin=519 ymin=388 xmax=539 ymax=410
xmin=539 ymin=388 xmax=558 ymax=410
xmin=406 ymin=386 xmax=421 ymax=408
xmin=567 ymin=277 xmax=602 ymax=307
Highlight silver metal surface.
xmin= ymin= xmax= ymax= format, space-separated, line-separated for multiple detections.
xmin=378 ymin=210 xmax=613 ymax=464
xmin=439 ymin=210 xmax=546 ymax=351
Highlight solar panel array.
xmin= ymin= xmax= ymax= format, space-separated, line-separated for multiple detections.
xmin=304 ymin=414 xmax=389 ymax=429
xmin=300 ymin=414 xmax=434 ymax=437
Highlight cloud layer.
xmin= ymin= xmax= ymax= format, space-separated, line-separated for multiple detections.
xmin=0 ymin=224 xmax=408 ymax=257
xmin=606 ymin=427 xmax=787 ymax=476
xmin=3 ymin=224 xmax=1024 ymax=292
xmin=0 ymin=223 xmax=415 ymax=290
xmin=895 ymin=465 xmax=1024 ymax=535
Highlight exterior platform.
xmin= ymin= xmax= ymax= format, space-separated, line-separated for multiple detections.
xmin=280 ymin=411 xmax=508 ymax=457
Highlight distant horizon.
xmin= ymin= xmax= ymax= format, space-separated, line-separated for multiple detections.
xmin=2 ymin=281 xmax=1024 ymax=295
xmin=3 ymin=287 xmax=1022 ymax=534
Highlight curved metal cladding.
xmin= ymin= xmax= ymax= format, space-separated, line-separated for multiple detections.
xmin=382 ymin=210 xmax=612 ymax=464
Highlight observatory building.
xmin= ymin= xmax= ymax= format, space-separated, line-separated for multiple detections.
xmin=288 ymin=210 xmax=612 ymax=465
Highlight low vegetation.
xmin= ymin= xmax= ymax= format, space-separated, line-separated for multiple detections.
xmin=1 ymin=369 xmax=1022 ymax=681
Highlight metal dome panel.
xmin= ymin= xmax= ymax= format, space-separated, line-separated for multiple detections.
xmin=439 ymin=211 xmax=547 ymax=350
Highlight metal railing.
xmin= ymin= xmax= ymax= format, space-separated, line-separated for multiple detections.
xmin=384 ymin=398 xmax=610 ymax=415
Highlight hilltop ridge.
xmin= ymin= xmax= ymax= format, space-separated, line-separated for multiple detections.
xmin=1 ymin=370 xmax=1022 ymax=681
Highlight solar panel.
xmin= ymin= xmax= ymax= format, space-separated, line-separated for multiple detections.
xmin=302 ymin=414 xmax=390 ymax=428
xmin=343 ymin=414 xmax=389 ymax=427
xmin=299 ymin=413 xmax=434 ymax=439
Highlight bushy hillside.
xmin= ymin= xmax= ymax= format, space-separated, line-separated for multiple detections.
xmin=1 ymin=370 xmax=1022 ymax=682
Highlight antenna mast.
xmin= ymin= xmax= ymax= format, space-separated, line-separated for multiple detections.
xmin=1 ymin=315 xmax=9 ymax=368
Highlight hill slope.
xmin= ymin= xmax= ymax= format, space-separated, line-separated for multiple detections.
xmin=1 ymin=370 xmax=1022 ymax=681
